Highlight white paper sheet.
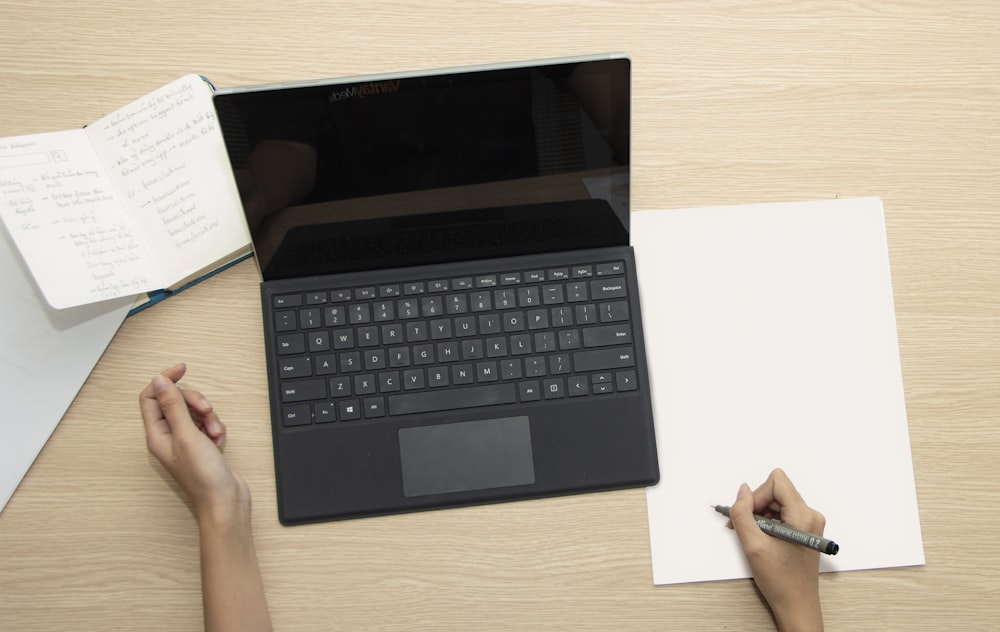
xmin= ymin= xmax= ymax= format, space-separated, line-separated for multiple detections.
xmin=0 ymin=224 xmax=131 ymax=513
xmin=635 ymin=197 xmax=925 ymax=585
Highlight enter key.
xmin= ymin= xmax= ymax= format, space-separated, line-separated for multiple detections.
xmin=582 ymin=324 xmax=633 ymax=348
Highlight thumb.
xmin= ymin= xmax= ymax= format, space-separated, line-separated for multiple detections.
xmin=729 ymin=483 xmax=766 ymax=551
xmin=152 ymin=375 xmax=197 ymax=438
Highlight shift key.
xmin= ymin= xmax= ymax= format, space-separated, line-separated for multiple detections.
xmin=280 ymin=378 xmax=326 ymax=402
xmin=573 ymin=347 xmax=636 ymax=372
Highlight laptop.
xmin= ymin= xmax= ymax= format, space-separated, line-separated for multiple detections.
xmin=214 ymin=53 xmax=659 ymax=524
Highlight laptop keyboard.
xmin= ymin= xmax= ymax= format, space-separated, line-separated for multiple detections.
xmin=271 ymin=259 xmax=640 ymax=427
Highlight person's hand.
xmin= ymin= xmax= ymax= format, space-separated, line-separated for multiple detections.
xmin=139 ymin=363 xmax=250 ymax=528
xmin=729 ymin=468 xmax=825 ymax=632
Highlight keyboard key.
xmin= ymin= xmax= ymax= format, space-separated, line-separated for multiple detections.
xmin=590 ymin=278 xmax=627 ymax=299
xmin=542 ymin=285 xmax=565 ymax=305
xmin=275 ymin=311 xmax=297 ymax=332
xmin=503 ymin=311 xmax=525 ymax=332
xmin=277 ymin=334 xmax=305 ymax=355
xmin=475 ymin=275 xmax=498 ymax=288
xmin=582 ymin=324 xmax=632 ymax=347
xmin=314 ymin=402 xmax=337 ymax=423
xmin=364 ymin=397 xmax=386 ymax=418
xmin=299 ymin=308 xmax=322 ymax=329
xmin=329 ymin=377 xmax=351 ymax=397
xmin=452 ymin=364 xmax=475 ymax=385
xmin=567 ymin=376 xmax=589 ymax=396
xmin=501 ymin=359 xmax=522 ymax=380
xmin=306 ymin=292 xmax=328 ymax=305
xmin=446 ymin=294 xmax=468 ymax=314
xmin=599 ymin=301 xmax=630 ymax=323
xmin=428 ymin=368 xmax=450 ymax=388
xmin=354 ymin=374 xmax=377 ymax=395
xmin=593 ymin=381 xmax=614 ymax=395
xmin=332 ymin=329 xmax=354 ymax=349
xmin=549 ymin=354 xmax=570 ymax=375
xmin=388 ymin=384 xmax=516 ymax=415
xmin=421 ymin=296 xmax=444 ymax=316
xmin=454 ymin=316 xmax=476 ymax=337
xmin=596 ymin=261 xmax=624 ymax=276
xmin=566 ymin=282 xmax=588 ymax=302
xmin=308 ymin=331 xmax=330 ymax=352
xmin=379 ymin=371 xmax=401 ymax=392
xmin=274 ymin=294 xmax=303 ymax=308
xmin=477 ymin=361 xmax=499 ymax=382
xmin=574 ymin=348 xmax=636 ymax=372
xmin=282 ymin=404 xmax=311 ymax=427
xmin=478 ymin=314 xmax=500 ymax=334
xmin=518 ymin=286 xmax=541 ymax=308
xmin=543 ymin=378 xmax=565 ymax=399
xmin=559 ymin=329 xmax=581 ymax=350
xmin=324 ymin=306 xmax=346 ymax=326
xmin=280 ymin=379 xmax=326 ymax=403
xmin=616 ymin=370 xmax=638 ymax=392
xmin=403 ymin=369 xmax=425 ymax=390
xmin=526 ymin=308 xmax=548 ymax=330
xmin=340 ymin=352 xmax=361 ymax=373
xmin=316 ymin=354 xmax=337 ymax=375
xmin=339 ymin=399 xmax=362 ymax=421
xmin=519 ymin=381 xmax=541 ymax=401
xmin=349 ymin=304 xmax=371 ymax=324
xmin=404 ymin=282 xmax=426 ymax=295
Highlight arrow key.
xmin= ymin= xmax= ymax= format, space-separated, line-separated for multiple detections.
xmin=616 ymin=369 xmax=638 ymax=392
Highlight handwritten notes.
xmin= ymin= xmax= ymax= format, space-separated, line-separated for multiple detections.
xmin=0 ymin=130 xmax=159 ymax=308
xmin=0 ymin=75 xmax=250 ymax=309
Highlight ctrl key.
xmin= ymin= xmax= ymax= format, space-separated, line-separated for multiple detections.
xmin=282 ymin=404 xmax=312 ymax=427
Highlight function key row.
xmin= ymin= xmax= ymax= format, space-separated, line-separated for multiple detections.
xmin=273 ymin=261 xmax=625 ymax=308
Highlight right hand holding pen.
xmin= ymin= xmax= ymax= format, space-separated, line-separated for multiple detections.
xmin=729 ymin=468 xmax=825 ymax=632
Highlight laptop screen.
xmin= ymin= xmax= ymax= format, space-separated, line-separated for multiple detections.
xmin=214 ymin=56 xmax=630 ymax=281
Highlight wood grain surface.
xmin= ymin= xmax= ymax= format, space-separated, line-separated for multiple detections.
xmin=1 ymin=1 xmax=998 ymax=629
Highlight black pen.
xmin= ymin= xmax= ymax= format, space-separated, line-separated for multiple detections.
xmin=712 ymin=505 xmax=839 ymax=555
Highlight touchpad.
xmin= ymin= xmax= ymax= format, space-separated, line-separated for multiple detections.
xmin=398 ymin=416 xmax=535 ymax=497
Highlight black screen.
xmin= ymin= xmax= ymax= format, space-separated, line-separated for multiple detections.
xmin=214 ymin=56 xmax=631 ymax=280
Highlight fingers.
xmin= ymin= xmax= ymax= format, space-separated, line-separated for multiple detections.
xmin=729 ymin=483 xmax=768 ymax=555
xmin=152 ymin=374 xmax=201 ymax=442
xmin=140 ymin=363 xmax=189 ymax=455
xmin=752 ymin=468 xmax=825 ymax=533
xmin=181 ymin=388 xmax=226 ymax=450
xmin=140 ymin=364 xmax=228 ymax=458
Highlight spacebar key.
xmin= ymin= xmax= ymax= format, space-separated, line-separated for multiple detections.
xmin=388 ymin=384 xmax=517 ymax=416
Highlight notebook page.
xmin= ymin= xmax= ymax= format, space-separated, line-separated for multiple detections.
xmin=88 ymin=74 xmax=250 ymax=288
xmin=0 ymin=130 xmax=160 ymax=309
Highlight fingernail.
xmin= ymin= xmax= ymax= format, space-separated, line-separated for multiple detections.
xmin=737 ymin=483 xmax=751 ymax=498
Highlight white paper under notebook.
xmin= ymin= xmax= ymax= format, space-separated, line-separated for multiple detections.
xmin=0 ymin=74 xmax=250 ymax=309
xmin=635 ymin=197 xmax=924 ymax=585
xmin=0 ymin=225 xmax=131 ymax=513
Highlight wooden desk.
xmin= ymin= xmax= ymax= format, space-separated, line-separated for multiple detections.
xmin=2 ymin=2 xmax=998 ymax=629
